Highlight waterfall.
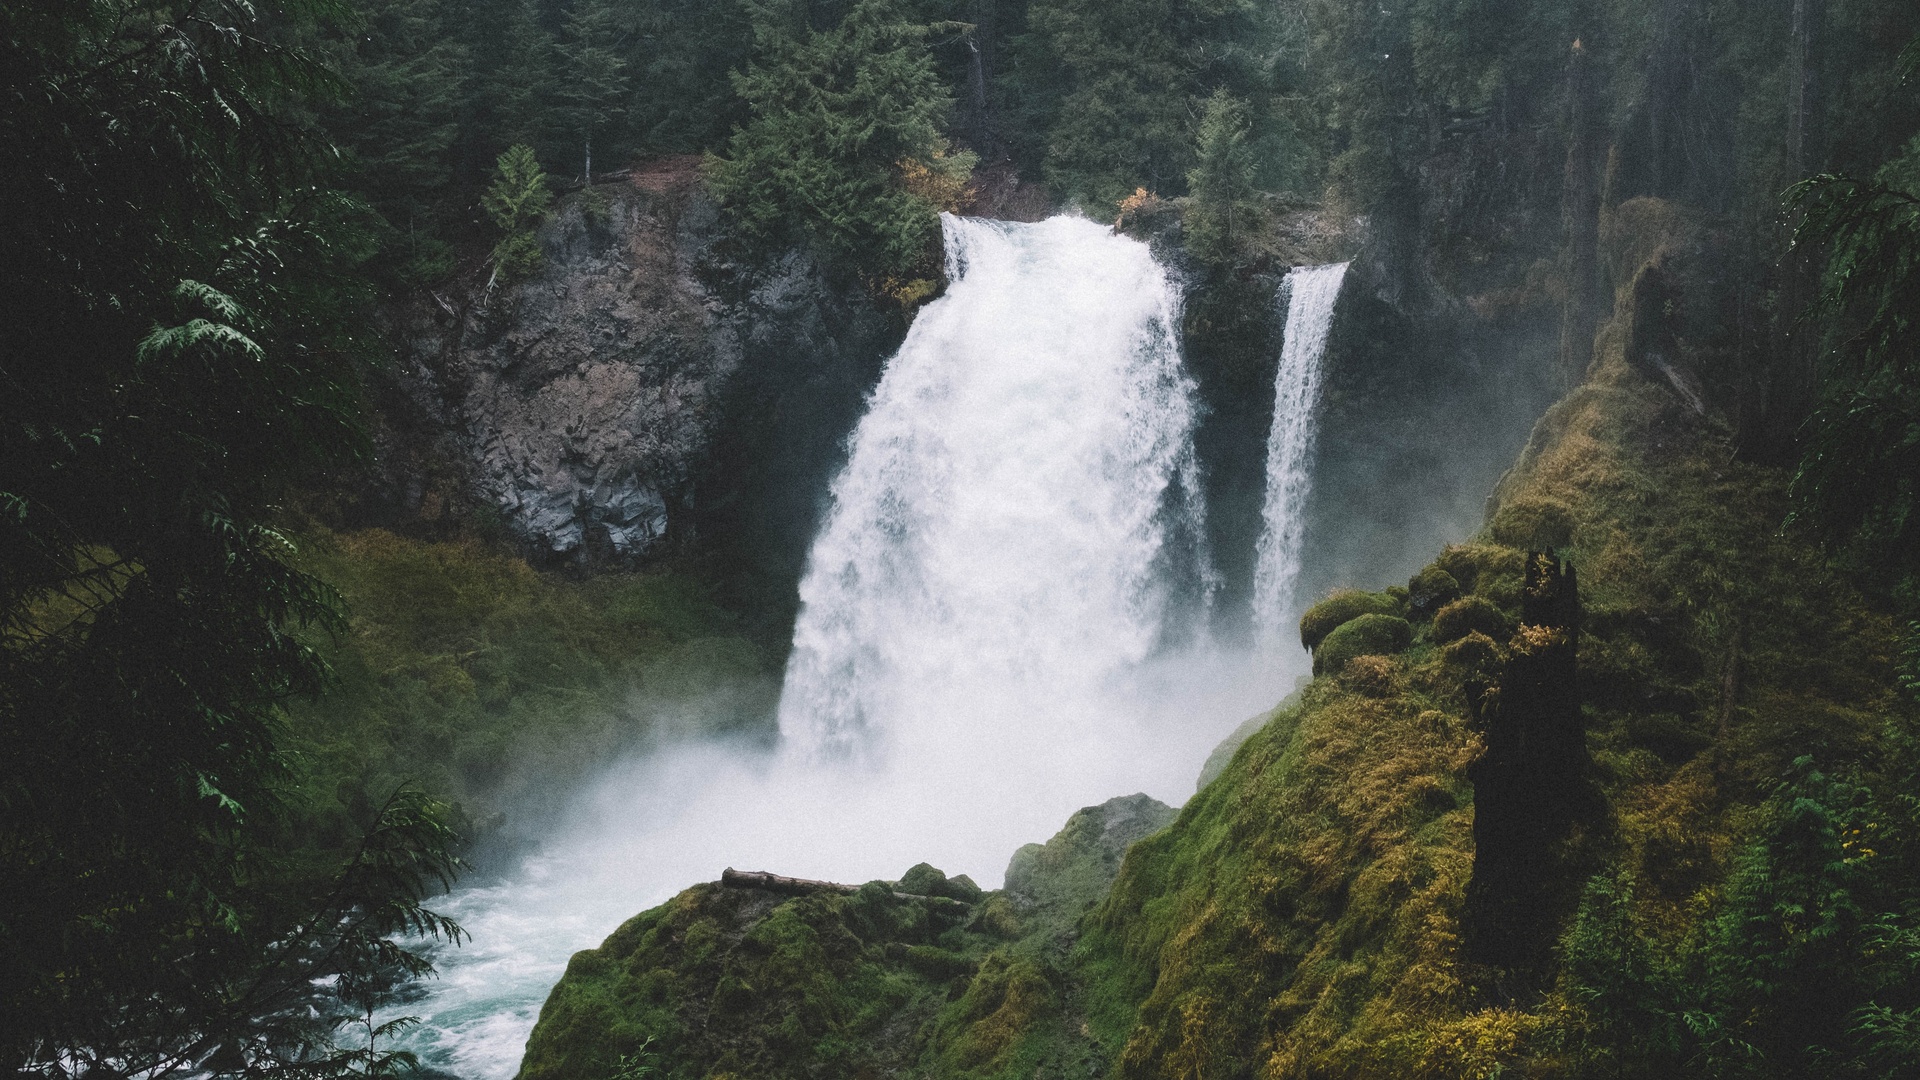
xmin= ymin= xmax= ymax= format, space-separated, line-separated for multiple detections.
xmin=1251 ymin=262 xmax=1348 ymax=647
xmin=390 ymin=215 xmax=1254 ymax=1080
xmin=778 ymin=214 xmax=1211 ymax=764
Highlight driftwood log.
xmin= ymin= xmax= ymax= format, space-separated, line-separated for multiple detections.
xmin=720 ymin=868 xmax=860 ymax=896
xmin=719 ymin=867 xmax=965 ymax=905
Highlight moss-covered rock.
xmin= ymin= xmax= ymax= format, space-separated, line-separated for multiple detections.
xmin=900 ymin=863 xmax=985 ymax=903
xmin=1300 ymin=589 xmax=1406 ymax=651
xmin=521 ymin=794 xmax=1174 ymax=1080
xmin=1407 ymin=564 xmax=1464 ymax=616
xmin=1442 ymin=629 xmax=1506 ymax=681
xmin=1431 ymin=595 xmax=1512 ymax=644
xmin=1490 ymin=494 xmax=1575 ymax=551
xmin=1314 ymin=613 xmax=1415 ymax=676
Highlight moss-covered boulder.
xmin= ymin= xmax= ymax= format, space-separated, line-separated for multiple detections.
xmin=1314 ymin=612 xmax=1414 ymax=675
xmin=1490 ymin=494 xmax=1575 ymax=551
xmin=520 ymin=795 xmax=1176 ymax=1080
xmin=1406 ymin=564 xmax=1463 ymax=616
xmin=1300 ymin=589 xmax=1405 ymax=651
xmin=1442 ymin=629 xmax=1505 ymax=681
xmin=1431 ymin=595 xmax=1512 ymax=644
xmin=1003 ymin=794 xmax=1176 ymax=934
xmin=900 ymin=862 xmax=985 ymax=903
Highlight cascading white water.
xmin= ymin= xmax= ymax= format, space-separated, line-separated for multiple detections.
xmin=778 ymin=213 xmax=1211 ymax=765
xmin=391 ymin=215 xmax=1265 ymax=1080
xmin=1251 ymin=262 xmax=1349 ymax=647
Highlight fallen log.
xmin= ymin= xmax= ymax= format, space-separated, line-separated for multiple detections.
xmin=719 ymin=867 xmax=969 ymax=904
xmin=721 ymin=868 xmax=860 ymax=896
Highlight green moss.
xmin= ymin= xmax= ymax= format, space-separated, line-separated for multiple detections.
xmin=1407 ymin=564 xmax=1464 ymax=616
xmin=1490 ymin=494 xmax=1576 ymax=552
xmin=1300 ymin=589 xmax=1407 ymax=651
xmin=1059 ymin=347 xmax=1903 ymax=1077
xmin=1314 ymin=613 xmax=1415 ymax=675
xmin=1431 ymin=595 xmax=1512 ymax=645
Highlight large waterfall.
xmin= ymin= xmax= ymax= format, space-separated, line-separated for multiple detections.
xmin=1251 ymin=262 xmax=1349 ymax=647
xmin=393 ymin=215 xmax=1257 ymax=1080
xmin=779 ymin=214 xmax=1211 ymax=765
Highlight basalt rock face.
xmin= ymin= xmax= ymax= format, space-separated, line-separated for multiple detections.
xmin=373 ymin=160 xmax=902 ymax=594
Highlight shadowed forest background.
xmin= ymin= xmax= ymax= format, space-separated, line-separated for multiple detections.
xmin=6 ymin=0 xmax=1920 ymax=1075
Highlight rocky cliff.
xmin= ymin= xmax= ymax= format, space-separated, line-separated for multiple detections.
xmin=358 ymin=159 xmax=905 ymax=630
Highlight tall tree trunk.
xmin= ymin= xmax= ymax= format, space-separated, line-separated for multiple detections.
xmin=1560 ymin=37 xmax=1603 ymax=388
xmin=1787 ymin=0 xmax=1824 ymax=179
xmin=964 ymin=0 xmax=996 ymax=154
xmin=584 ymin=127 xmax=592 ymax=187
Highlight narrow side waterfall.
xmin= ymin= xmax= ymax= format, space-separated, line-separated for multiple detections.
xmin=1251 ymin=262 xmax=1349 ymax=647
xmin=778 ymin=214 xmax=1211 ymax=764
xmin=394 ymin=215 xmax=1264 ymax=1080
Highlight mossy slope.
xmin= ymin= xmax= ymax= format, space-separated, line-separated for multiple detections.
xmin=519 ymin=795 xmax=1174 ymax=1080
xmin=283 ymin=527 xmax=773 ymax=856
xmin=1069 ymin=352 xmax=1900 ymax=1075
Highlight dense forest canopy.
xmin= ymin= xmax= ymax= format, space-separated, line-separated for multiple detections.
xmin=4 ymin=0 xmax=1920 ymax=1074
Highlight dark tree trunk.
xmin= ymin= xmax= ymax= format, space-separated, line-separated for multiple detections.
xmin=1464 ymin=554 xmax=1593 ymax=976
xmin=1787 ymin=0 xmax=1824 ymax=179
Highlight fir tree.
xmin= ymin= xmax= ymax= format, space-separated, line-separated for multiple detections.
xmin=557 ymin=0 xmax=634 ymax=183
xmin=707 ymin=0 xmax=971 ymax=284
xmin=484 ymin=143 xmax=554 ymax=285
xmin=1185 ymin=89 xmax=1256 ymax=262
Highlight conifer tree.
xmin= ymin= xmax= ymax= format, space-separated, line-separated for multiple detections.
xmin=707 ymin=0 xmax=971 ymax=283
xmin=484 ymin=143 xmax=554 ymax=285
xmin=557 ymin=0 xmax=634 ymax=183
xmin=1186 ymin=89 xmax=1256 ymax=262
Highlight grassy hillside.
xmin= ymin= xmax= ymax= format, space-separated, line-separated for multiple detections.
xmin=280 ymin=528 xmax=777 ymax=859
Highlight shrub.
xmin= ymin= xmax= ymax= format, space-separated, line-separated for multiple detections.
xmin=1407 ymin=565 xmax=1463 ymax=616
xmin=1442 ymin=630 xmax=1505 ymax=682
xmin=1300 ymin=589 xmax=1405 ymax=651
xmin=1491 ymin=496 xmax=1575 ymax=551
xmin=1314 ymin=614 xmax=1414 ymax=676
xmin=483 ymin=144 xmax=552 ymax=286
xmin=1432 ymin=596 xmax=1512 ymax=644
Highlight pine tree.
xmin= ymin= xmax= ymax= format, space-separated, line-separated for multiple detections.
xmin=707 ymin=0 xmax=970 ymax=283
xmin=1185 ymin=89 xmax=1256 ymax=262
xmin=483 ymin=143 xmax=553 ymax=285
xmin=557 ymin=0 xmax=634 ymax=183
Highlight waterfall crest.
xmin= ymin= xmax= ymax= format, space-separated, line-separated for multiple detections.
xmin=1252 ymin=262 xmax=1349 ymax=647
xmin=778 ymin=213 xmax=1210 ymax=763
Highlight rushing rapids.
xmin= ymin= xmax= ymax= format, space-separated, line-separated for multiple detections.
xmin=1251 ymin=262 xmax=1349 ymax=649
xmin=392 ymin=215 xmax=1262 ymax=1079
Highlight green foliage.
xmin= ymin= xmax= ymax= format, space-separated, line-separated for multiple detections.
xmin=1313 ymin=612 xmax=1414 ymax=675
xmin=706 ymin=0 xmax=966 ymax=283
xmin=323 ymin=0 xmax=467 ymax=282
xmin=556 ymin=0 xmax=634 ymax=181
xmin=0 ymin=0 xmax=470 ymax=1069
xmin=1299 ymin=588 xmax=1405 ymax=651
xmin=286 ymin=528 xmax=773 ymax=833
xmin=483 ymin=143 xmax=554 ymax=284
xmin=1022 ymin=0 xmax=1246 ymax=207
xmin=1184 ymin=89 xmax=1258 ymax=263
xmin=1790 ymin=127 xmax=1920 ymax=600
